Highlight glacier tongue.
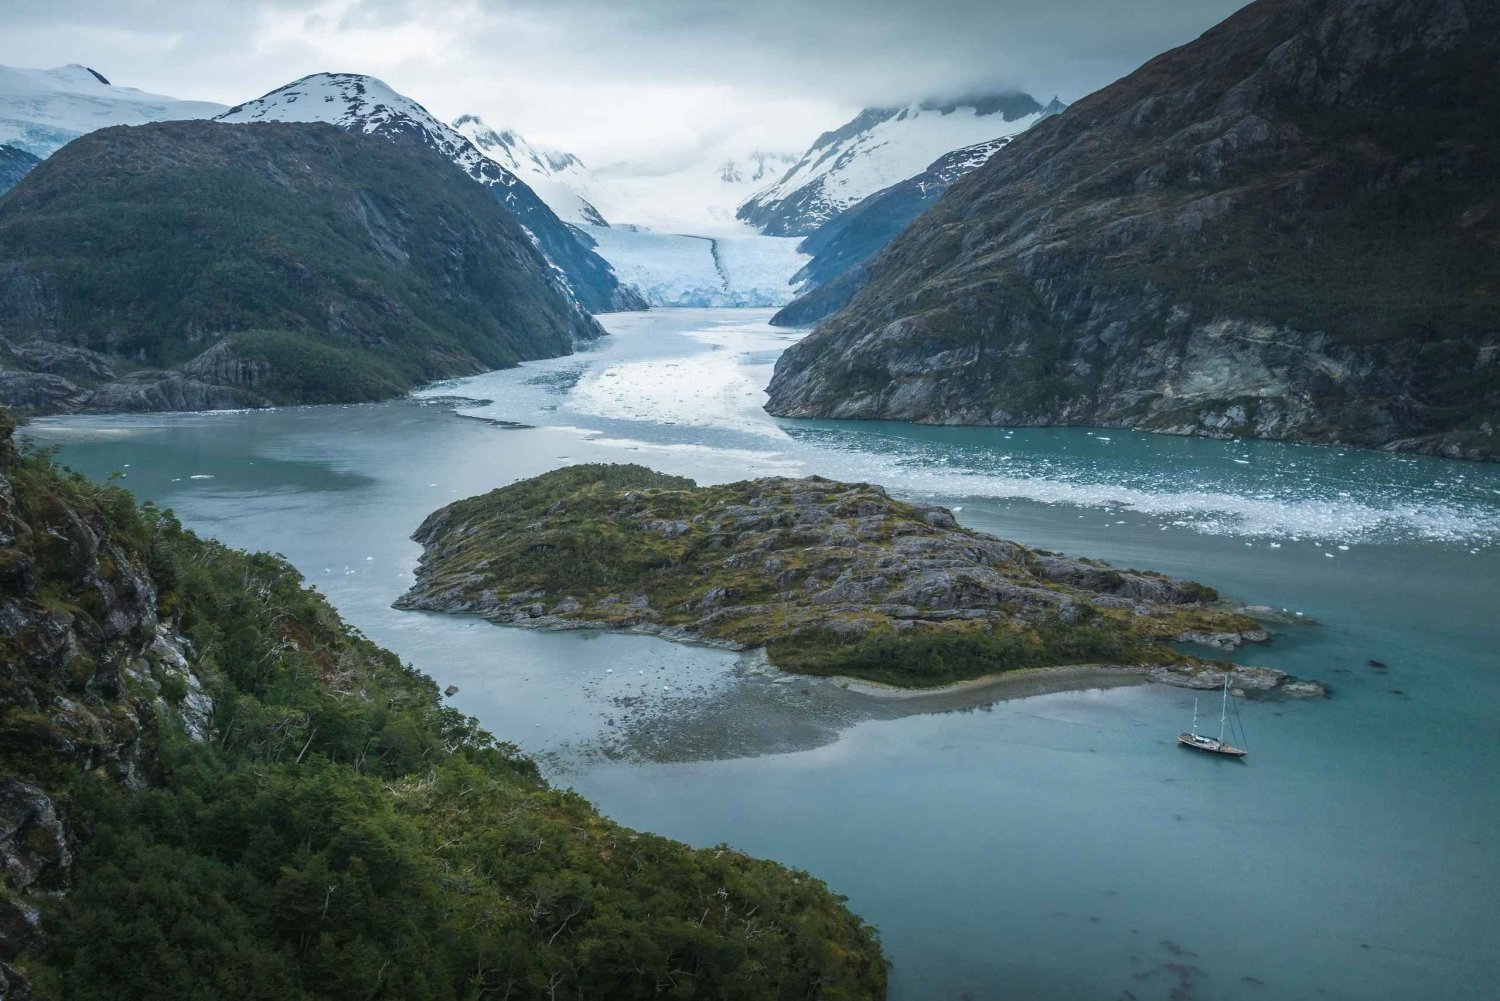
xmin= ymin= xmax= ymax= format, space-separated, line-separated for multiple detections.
xmin=581 ymin=225 xmax=806 ymax=308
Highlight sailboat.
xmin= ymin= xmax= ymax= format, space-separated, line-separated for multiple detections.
xmin=1177 ymin=673 xmax=1247 ymax=757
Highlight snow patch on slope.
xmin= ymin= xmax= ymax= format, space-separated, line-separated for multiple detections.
xmin=0 ymin=63 xmax=226 ymax=157
xmin=454 ymin=114 xmax=608 ymax=226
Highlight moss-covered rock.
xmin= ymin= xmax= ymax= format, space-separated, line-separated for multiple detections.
xmin=397 ymin=464 xmax=1270 ymax=689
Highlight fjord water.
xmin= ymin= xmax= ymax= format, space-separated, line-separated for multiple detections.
xmin=26 ymin=310 xmax=1499 ymax=1001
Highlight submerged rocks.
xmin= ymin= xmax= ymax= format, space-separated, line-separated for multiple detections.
xmin=395 ymin=464 xmax=1287 ymax=689
xmin=1148 ymin=663 xmax=1326 ymax=698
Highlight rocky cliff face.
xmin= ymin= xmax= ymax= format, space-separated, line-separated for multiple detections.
xmin=766 ymin=0 xmax=1500 ymax=460
xmin=0 ymin=120 xmax=604 ymax=415
xmin=0 ymin=409 xmax=211 ymax=995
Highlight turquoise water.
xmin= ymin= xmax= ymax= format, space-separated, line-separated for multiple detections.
xmin=25 ymin=309 xmax=1500 ymax=1000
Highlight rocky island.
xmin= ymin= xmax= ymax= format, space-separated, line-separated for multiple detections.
xmin=397 ymin=464 xmax=1320 ymax=695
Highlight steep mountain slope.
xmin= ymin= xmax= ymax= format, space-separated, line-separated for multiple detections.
xmin=771 ymin=136 xmax=1018 ymax=326
xmin=454 ymin=114 xmax=608 ymax=225
xmin=738 ymin=94 xmax=1060 ymax=237
xmin=0 ymin=120 xmax=601 ymax=415
xmin=217 ymin=73 xmax=643 ymax=313
xmin=0 ymin=63 xmax=225 ymax=157
xmin=0 ymin=410 xmax=887 ymax=999
xmin=767 ymin=0 xmax=1500 ymax=461
xmin=0 ymin=144 xmax=37 ymax=196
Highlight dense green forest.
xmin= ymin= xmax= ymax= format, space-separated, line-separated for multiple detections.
xmin=0 ymin=411 xmax=886 ymax=999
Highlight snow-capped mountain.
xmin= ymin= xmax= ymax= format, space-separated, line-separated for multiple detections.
xmin=738 ymin=93 xmax=1065 ymax=236
xmin=772 ymin=135 xmax=1023 ymax=326
xmin=0 ymin=63 xmax=226 ymax=157
xmin=453 ymin=115 xmax=607 ymax=226
xmin=216 ymin=73 xmax=642 ymax=313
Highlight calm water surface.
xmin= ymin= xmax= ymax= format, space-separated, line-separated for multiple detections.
xmin=25 ymin=309 xmax=1500 ymax=1001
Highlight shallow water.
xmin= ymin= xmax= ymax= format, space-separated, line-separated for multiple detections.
xmin=26 ymin=308 xmax=1500 ymax=1000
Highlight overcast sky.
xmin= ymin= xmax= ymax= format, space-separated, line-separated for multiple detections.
xmin=0 ymin=0 xmax=1249 ymax=171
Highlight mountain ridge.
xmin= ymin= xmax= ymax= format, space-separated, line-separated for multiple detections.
xmin=216 ymin=73 xmax=644 ymax=313
xmin=737 ymin=92 xmax=1055 ymax=237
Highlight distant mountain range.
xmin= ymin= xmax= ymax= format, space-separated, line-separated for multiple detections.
xmin=765 ymin=0 xmax=1500 ymax=461
xmin=0 ymin=63 xmax=225 ymax=156
xmin=216 ymin=73 xmax=643 ymax=313
xmin=737 ymin=93 xmax=1063 ymax=237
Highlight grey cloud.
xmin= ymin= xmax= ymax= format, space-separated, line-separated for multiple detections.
xmin=0 ymin=0 xmax=1252 ymax=162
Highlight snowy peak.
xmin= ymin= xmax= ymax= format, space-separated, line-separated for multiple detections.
xmin=0 ymin=62 xmax=226 ymax=157
xmin=453 ymin=114 xmax=608 ymax=226
xmin=718 ymin=151 xmax=797 ymax=186
xmin=216 ymin=74 xmax=526 ymax=216
xmin=217 ymin=72 xmax=467 ymax=155
xmin=737 ymin=91 xmax=1063 ymax=236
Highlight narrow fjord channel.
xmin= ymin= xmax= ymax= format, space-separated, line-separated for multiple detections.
xmin=25 ymin=309 xmax=1500 ymax=1001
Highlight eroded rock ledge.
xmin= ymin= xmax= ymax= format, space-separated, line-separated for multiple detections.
xmin=395 ymin=464 xmax=1322 ymax=694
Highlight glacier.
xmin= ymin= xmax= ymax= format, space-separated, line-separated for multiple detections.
xmin=0 ymin=63 xmax=226 ymax=157
xmin=581 ymin=225 xmax=807 ymax=308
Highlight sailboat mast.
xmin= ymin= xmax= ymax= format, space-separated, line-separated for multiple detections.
xmin=1191 ymin=698 xmax=1200 ymax=737
xmin=1219 ymin=674 xmax=1229 ymax=743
